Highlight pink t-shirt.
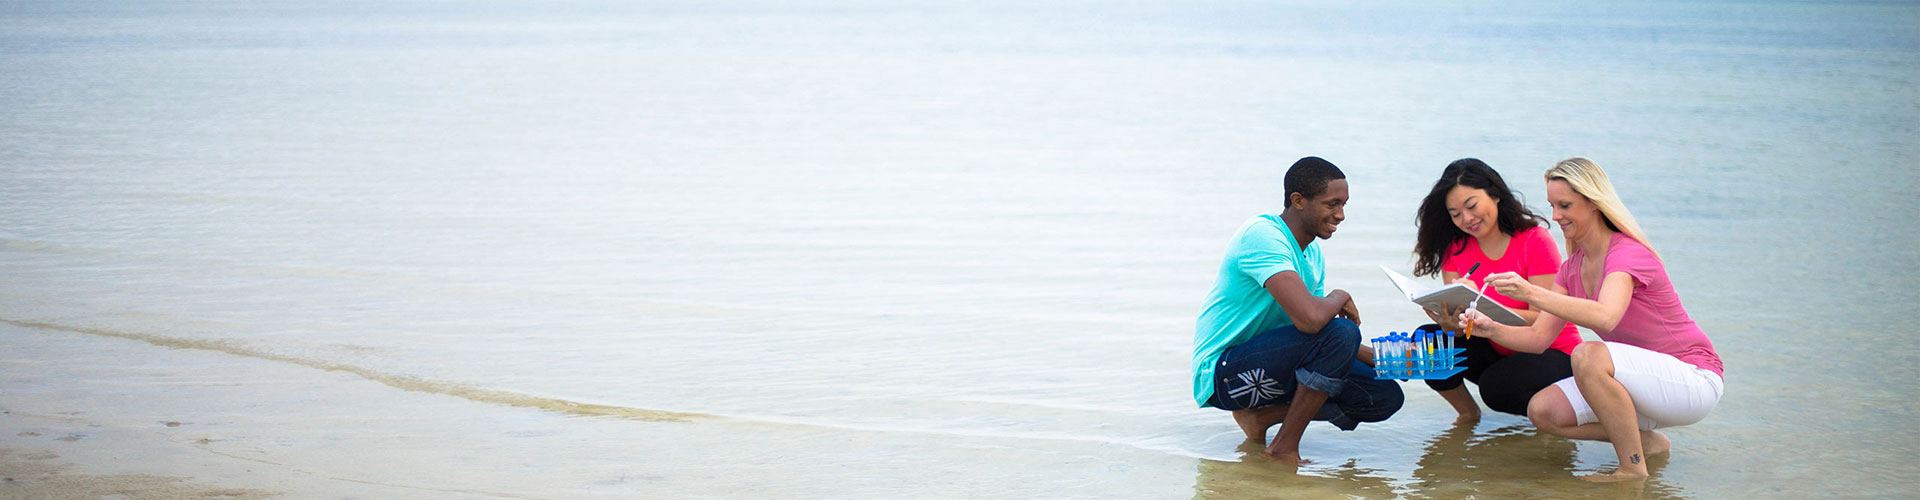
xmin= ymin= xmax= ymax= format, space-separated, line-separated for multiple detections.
xmin=1443 ymin=226 xmax=1583 ymax=355
xmin=1557 ymin=233 xmax=1724 ymax=376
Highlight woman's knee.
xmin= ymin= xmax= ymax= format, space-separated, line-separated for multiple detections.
xmin=1527 ymin=387 xmax=1577 ymax=430
xmin=1570 ymin=341 xmax=1611 ymax=377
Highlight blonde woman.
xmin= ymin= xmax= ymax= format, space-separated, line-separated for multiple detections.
xmin=1461 ymin=157 xmax=1723 ymax=482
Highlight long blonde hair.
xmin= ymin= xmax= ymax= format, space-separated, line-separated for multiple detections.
xmin=1545 ymin=157 xmax=1659 ymax=261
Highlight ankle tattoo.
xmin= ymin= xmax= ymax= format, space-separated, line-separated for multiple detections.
xmin=1630 ymin=454 xmax=1641 ymax=465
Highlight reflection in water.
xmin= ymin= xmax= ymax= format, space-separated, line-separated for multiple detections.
xmin=1409 ymin=421 xmax=1575 ymax=498
xmin=1409 ymin=421 xmax=1691 ymax=499
xmin=1192 ymin=422 xmax=1700 ymax=498
xmin=1190 ymin=442 xmax=1405 ymax=500
xmin=1192 ymin=441 xmax=1397 ymax=500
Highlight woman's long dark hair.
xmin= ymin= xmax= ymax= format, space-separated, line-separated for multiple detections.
xmin=1412 ymin=158 xmax=1548 ymax=277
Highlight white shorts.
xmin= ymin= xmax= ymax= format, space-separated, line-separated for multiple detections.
xmin=1552 ymin=342 xmax=1724 ymax=430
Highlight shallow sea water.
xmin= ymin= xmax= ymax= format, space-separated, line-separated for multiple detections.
xmin=2 ymin=1 xmax=1917 ymax=498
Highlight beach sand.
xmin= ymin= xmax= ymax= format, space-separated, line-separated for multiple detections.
xmin=0 ymin=445 xmax=273 ymax=500
xmin=0 ymin=322 xmax=636 ymax=499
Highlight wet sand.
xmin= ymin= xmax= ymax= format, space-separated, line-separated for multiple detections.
xmin=0 ymin=447 xmax=273 ymax=500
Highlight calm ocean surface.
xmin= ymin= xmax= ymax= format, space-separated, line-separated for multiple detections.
xmin=2 ymin=1 xmax=1917 ymax=498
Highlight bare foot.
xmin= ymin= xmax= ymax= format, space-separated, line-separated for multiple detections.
xmin=1263 ymin=444 xmax=1312 ymax=466
xmin=1453 ymin=409 xmax=1481 ymax=426
xmin=1232 ymin=405 xmax=1288 ymax=441
xmin=1641 ymin=430 xmax=1671 ymax=456
xmin=1262 ymin=429 xmax=1313 ymax=465
xmin=1578 ymin=471 xmax=1649 ymax=483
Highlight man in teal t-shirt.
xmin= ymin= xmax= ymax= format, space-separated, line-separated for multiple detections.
xmin=1191 ymin=156 xmax=1402 ymax=464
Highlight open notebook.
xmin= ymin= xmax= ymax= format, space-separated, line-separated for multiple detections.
xmin=1380 ymin=265 xmax=1527 ymax=326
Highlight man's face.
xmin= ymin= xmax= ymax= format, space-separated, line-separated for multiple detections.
xmin=1294 ymin=179 xmax=1348 ymax=240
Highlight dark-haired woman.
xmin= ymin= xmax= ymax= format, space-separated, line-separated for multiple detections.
xmin=1410 ymin=158 xmax=1581 ymax=423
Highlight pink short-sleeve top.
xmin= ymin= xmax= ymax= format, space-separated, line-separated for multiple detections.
xmin=1557 ymin=233 xmax=1723 ymax=376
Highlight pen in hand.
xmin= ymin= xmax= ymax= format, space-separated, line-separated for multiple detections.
xmin=1456 ymin=262 xmax=1482 ymax=335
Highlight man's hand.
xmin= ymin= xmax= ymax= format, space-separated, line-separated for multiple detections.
xmin=1334 ymin=290 xmax=1361 ymax=325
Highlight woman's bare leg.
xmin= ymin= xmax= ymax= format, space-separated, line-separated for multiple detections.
xmin=1569 ymin=342 xmax=1649 ymax=482
xmin=1436 ymin=385 xmax=1481 ymax=424
xmin=1530 ymin=386 xmax=1671 ymax=454
xmin=1536 ymin=386 xmax=1674 ymax=457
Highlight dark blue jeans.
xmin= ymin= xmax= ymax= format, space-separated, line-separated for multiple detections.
xmin=1207 ymin=318 xmax=1404 ymax=430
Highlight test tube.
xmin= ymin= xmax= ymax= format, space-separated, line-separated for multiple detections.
xmin=1421 ymin=332 xmax=1429 ymax=372
xmin=1402 ymin=333 xmax=1412 ymax=373
xmin=1447 ymin=331 xmax=1457 ymax=369
xmin=1415 ymin=331 xmax=1427 ymax=375
xmin=1420 ymin=333 xmax=1428 ymax=373
xmin=1425 ymin=332 xmax=1436 ymax=371
xmin=1406 ymin=333 xmax=1416 ymax=365
xmin=1403 ymin=332 xmax=1412 ymax=372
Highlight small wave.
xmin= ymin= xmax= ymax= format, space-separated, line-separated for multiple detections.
xmin=0 ymin=318 xmax=710 ymax=423
xmin=1 ymin=318 xmax=1225 ymax=459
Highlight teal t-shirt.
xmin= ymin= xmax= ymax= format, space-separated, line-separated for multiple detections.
xmin=1191 ymin=214 xmax=1326 ymax=407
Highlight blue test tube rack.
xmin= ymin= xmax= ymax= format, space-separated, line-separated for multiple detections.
xmin=1369 ymin=329 xmax=1467 ymax=380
